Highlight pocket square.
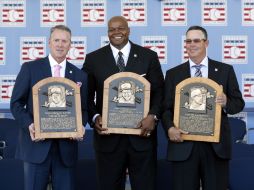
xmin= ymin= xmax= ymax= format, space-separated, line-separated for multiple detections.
xmin=77 ymin=82 xmax=82 ymax=87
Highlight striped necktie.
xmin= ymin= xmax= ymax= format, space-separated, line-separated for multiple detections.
xmin=117 ymin=51 xmax=125 ymax=72
xmin=192 ymin=64 xmax=202 ymax=77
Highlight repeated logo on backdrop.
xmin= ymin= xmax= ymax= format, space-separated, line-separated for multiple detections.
xmin=101 ymin=36 xmax=109 ymax=47
xmin=20 ymin=37 xmax=46 ymax=64
xmin=81 ymin=0 xmax=106 ymax=27
xmin=202 ymin=0 xmax=227 ymax=26
xmin=222 ymin=36 xmax=247 ymax=64
xmin=67 ymin=37 xmax=87 ymax=65
xmin=0 ymin=38 xmax=6 ymax=65
xmin=161 ymin=0 xmax=187 ymax=26
xmin=242 ymin=74 xmax=254 ymax=102
xmin=40 ymin=0 xmax=66 ymax=27
xmin=141 ymin=36 xmax=167 ymax=64
xmin=181 ymin=36 xmax=188 ymax=63
xmin=0 ymin=75 xmax=16 ymax=103
xmin=0 ymin=0 xmax=253 ymax=105
xmin=242 ymin=0 xmax=254 ymax=26
xmin=0 ymin=0 xmax=26 ymax=27
xmin=122 ymin=0 xmax=147 ymax=26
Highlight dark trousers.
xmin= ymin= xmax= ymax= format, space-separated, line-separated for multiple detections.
xmin=23 ymin=141 xmax=75 ymax=190
xmin=171 ymin=142 xmax=229 ymax=190
xmin=95 ymin=136 xmax=156 ymax=190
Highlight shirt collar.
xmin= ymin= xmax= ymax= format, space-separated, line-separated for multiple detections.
xmin=189 ymin=56 xmax=208 ymax=68
xmin=48 ymin=54 xmax=67 ymax=70
xmin=110 ymin=41 xmax=131 ymax=58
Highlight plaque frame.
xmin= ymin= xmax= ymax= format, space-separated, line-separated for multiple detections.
xmin=174 ymin=77 xmax=223 ymax=142
xmin=102 ymin=72 xmax=150 ymax=135
xmin=33 ymin=77 xmax=84 ymax=140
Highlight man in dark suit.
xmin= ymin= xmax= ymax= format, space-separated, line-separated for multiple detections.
xmin=162 ymin=25 xmax=245 ymax=190
xmin=10 ymin=25 xmax=88 ymax=190
xmin=82 ymin=16 xmax=164 ymax=190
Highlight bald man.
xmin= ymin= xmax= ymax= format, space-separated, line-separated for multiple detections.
xmin=82 ymin=16 xmax=164 ymax=190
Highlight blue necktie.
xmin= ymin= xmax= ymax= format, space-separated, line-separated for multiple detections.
xmin=193 ymin=64 xmax=202 ymax=77
xmin=117 ymin=51 xmax=125 ymax=72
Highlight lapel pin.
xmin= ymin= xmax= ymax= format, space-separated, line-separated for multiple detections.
xmin=215 ymin=68 xmax=218 ymax=72
xmin=70 ymin=70 xmax=73 ymax=74
xmin=134 ymin=54 xmax=137 ymax=57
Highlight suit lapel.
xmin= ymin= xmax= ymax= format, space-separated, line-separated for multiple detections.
xmin=105 ymin=45 xmax=119 ymax=73
xmin=182 ymin=61 xmax=191 ymax=79
xmin=125 ymin=43 xmax=136 ymax=70
xmin=208 ymin=58 xmax=219 ymax=81
xmin=41 ymin=57 xmax=52 ymax=77
xmin=125 ymin=42 xmax=141 ymax=71
xmin=65 ymin=61 xmax=75 ymax=81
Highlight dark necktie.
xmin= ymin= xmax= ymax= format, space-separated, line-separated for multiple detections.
xmin=117 ymin=51 xmax=125 ymax=72
xmin=193 ymin=64 xmax=202 ymax=77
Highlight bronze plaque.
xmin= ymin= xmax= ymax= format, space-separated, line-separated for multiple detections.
xmin=102 ymin=72 xmax=150 ymax=135
xmin=32 ymin=77 xmax=84 ymax=139
xmin=174 ymin=78 xmax=222 ymax=142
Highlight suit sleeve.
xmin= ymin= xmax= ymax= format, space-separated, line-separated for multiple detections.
xmin=161 ymin=69 xmax=175 ymax=136
xmin=81 ymin=55 xmax=98 ymax=126
xmin=79 ymin=71 xmax=88 ymax=127
xmin=10 ymin=63 xmax=33 ymax=129
xmin=147 ymin=52 xmax=164 ymax=118
xmin=224 ymin=66 xmax=245 ymax=114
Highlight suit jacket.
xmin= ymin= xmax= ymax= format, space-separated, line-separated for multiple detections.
xmin=162 ymin=58 xmax=245 ymax=161
xmin=10 ymin=57 xmax=88 ymax=166
xmin=82 ymin=41 xmax=164 ymax=152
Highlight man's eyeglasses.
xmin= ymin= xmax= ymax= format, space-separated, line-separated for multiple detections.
xmin=185 ymin=39 xmax=206 ymax=44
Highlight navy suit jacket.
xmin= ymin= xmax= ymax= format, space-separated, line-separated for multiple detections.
xmin=82 ymin=42 xmax=164 ymax=152
xmin=10 ymin=57 xmax=88 ymax=166
xmin=162 ymin=58 xmax=245 ymax=161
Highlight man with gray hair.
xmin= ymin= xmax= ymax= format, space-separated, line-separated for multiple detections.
xmin=11 ymin=25 xmax=88 ymax=190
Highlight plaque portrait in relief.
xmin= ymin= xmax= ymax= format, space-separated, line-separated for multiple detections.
xmin=189 ymin=87 xmax=207 ymax=111
xmin=111 ymin=80 xmax=143 ymax=107
xmin=48 ymin=85 xmax=66 ymax=108
xmin=41 ymin=85 xmax=74 ymax=109
xmin=118 ymin=81 xmax=136 ymax=104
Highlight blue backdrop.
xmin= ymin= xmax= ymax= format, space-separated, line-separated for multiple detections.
xmin=0 ymin=0 xmax=253 ymax=143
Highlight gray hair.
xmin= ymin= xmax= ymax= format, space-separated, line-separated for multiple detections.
xmin=50 ymin=25 xmax=72 ymax=38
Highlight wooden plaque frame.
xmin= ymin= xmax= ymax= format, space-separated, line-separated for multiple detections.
xmin=102 ymin=72 xmax=150 ymax=135
xmin=174 ymin=77 xmax=222 ymax=142
xmin=32 ymin=77 xmax=84 ymax=140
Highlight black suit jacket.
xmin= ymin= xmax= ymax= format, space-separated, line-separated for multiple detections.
xmin=10 ymin=57 xmax=88 ymax=166
xmin=162 ymin=58 xmax=245 ymax=161
xmin=82 ymin=42 xmax=164 ymax=152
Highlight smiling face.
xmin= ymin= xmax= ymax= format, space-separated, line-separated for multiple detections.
xmin=185 ymin=29 xmax=209 ymax=64
xmin=108 ymin=16 xmax=130 ymax=50
xmin=49 ymin=29 xmax=71 ymax=63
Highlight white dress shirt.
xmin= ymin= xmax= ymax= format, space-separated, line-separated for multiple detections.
xmin=189 ymin=56 xmax=208 ymax=78
xmin=49 ymin=54 xmax=67 ymax=77
xmin=110 ymin=41 xmax=131 ymax=66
